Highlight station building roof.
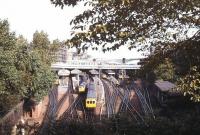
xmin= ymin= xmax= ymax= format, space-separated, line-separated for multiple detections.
xmin=155 ymin=80 xmax=176 ymax=92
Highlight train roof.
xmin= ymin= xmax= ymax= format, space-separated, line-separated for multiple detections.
xmin=80 ymin=82 xmax=87 ymax=86
xmin=87 ymin=83 xmax=96 ymax=98
xmin=88 ymin=83 xmax=95 ymax=90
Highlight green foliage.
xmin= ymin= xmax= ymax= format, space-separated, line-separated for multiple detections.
xmin=51 ymin=0 xmax=199 ymax=51
xmin=50 ymin=39 xmax=62 ymax=62
xmin=46 ymin=111 xmax=200 ymax=135
xmin=0 ymin=20 xmax=20 ymax=116
xmin=154 ymin=58 xmax=176 ymax=82
xmin=37 ymin=94 xmax=200 ymax=135
xmin=32 ymin=30 xmax=50 ymax=50
xmin=171 ymin=32 xmax=200 ymax=75
xmin=50 ymin=0 xmax=200 ymax=102
xmin=139 ymin=31 xmax=200 ymax=102
xmin=137 ymin=51 xmax=163 ymax=83
xmin=0 ymin=20 xmax=56 ymax=116
xmin=178 ymin=66 xmax=200 ymax=102
xmin=32 ymin=31 xmax=52 ymax=65
xmin=0 ymin=20 xmax=16 ymax=50
xmin=50 ymin=39 xmax=61 ymax=52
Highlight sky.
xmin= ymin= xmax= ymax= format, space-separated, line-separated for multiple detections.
xmin=0 ymin=0 xmax=144 ymax=59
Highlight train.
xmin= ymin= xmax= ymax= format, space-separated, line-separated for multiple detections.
xmin=78 ymin=82 xmax=87 ymax=93
xmin=78 ymin=74 xmax=88 ymax=93
xmin=85 ymin=82 xmax=97 ymax=108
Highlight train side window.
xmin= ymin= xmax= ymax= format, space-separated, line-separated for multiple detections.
xmin=90 ymin=101 xmax=93 ymax=104
xmin=92 ymin=101 xmax=95 ymax=104
xmin=87 ymin=101 xmax=90 ymax=104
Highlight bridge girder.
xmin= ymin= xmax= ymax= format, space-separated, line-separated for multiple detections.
xmin=51 ymin=63 xmax=141 ymax=70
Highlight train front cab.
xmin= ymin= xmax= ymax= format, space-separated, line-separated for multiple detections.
xmin=79 ymin=82 xmax=86 ymax=93
xmin=86 ymin=98 xmax=96 ymax=108
xmin=79 ymin=86 xmax=85 ymax=93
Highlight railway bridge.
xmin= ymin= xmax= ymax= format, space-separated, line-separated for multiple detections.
xmin=51 ymin=58 xmax=142 ymax=70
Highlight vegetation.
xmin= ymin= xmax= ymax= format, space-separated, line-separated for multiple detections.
xmin=154 ymin=58 xmax=176 ymax=82
xmin=50 ymin=0 xmax=200 ymax=101
xmin=0 ymin=0 xmax=199 ymax=134
xmin=0 ymin=20 xmax=59 ymax=117
xmin=51 ymin=0 xmax=199 ymax=51
xmin=45 ymin=1 xmax=200 ymax=134
xmin=139 ymin=31 xmax=200 ymax=101
xmin=47 ymin=98 xmax=200 ymax=135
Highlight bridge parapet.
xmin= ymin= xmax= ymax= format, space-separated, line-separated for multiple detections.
xmin=51 ymin=60 xmax=141 ymax=70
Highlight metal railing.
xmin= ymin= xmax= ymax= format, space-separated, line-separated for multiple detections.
xmin=51 ymin=60 xmax=141 ymax=70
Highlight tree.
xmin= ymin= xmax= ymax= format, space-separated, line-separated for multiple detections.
xmin=15 ymin=33 xmax=56 ymax=102
xmin=50 ymin=39 xmax=61 ymax=52
xmin=154 ymin=58 xmax=176 ymax=82
xmin=174 ymin=31 xmax=200 ymax=102
xmin=32 ymin=30 xmax=50 ymax=50
xmin=139 ymin=30 xmax=200 ymax=101
xmin=50 ymin=39 xmax=62 ymax=62
xmin=0 ymin=20 xmax=55 ymax=116
xmin=0 ymin=20 xmax=20 ymax=116
xmin=178 ymin=66 xmax=200 ymax=102
xmin=15 ymin=44 xmax=55 ymax=102
xmin=49 ymin=1 xmax=200 ymax=101
xmin=32 ymin=31 xmax=52 ymax=65
xmin=50 ymin=0 xmax=199 ymax=51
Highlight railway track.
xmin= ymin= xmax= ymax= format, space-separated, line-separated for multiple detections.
xmin=110 ymin=82 xmax=118 ymax=114
xmin=36 ymin=75 xmax=154 ymax=134
xmin=102 ymin=79 xmax=114 ymax=118
xmin=116 ymin=86 xmax=144 ymax=122
xmin=55 ymin=78 xmax=72 ymax=116
xmin=59 ymin=76 xmax=95 ymax=123
xmin=59 ymin=94 xmax=81 ymax=121
xmin=119 ymin=87 xmax=130 ymax=112
xmin=36 ymin=85 xmax=58 ymax=135
xmin=37 ymin=77 xmax=75 ymax=134
xmin=131 ymin=83 xmax=154 ymax=117
xmin=106 ymin=77 xmax=145 ymax=122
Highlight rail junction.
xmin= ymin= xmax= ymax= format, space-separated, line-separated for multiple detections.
xmin=35 ymin=69 xmax=154 ymax=134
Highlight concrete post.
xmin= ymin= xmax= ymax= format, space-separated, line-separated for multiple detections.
xmin=98 ymin=69 xmax=101 ymax=85
xmin=77 ymin=74 xmax=80 ymax=86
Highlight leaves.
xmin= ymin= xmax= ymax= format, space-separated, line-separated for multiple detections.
xmin=0 ymin=20 xmax=56 ymax=116
xmin=154 ymin=58 xmax=176 ymax=82
xmin=51 ymin=0 xmax=199 ymax=51
xmin=139 ymin=30 xmax=200 ymax=102
xmin=177 ymin=66 xmax=200 ymax=102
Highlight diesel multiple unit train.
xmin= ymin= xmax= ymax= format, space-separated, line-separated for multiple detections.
xmin=78 ymin=82 xmax=87 ymax=93
xmin=85 ymin=82 xmax=96 ymax=108
xmin=78 ymin=77 xmax=97 ymax=109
